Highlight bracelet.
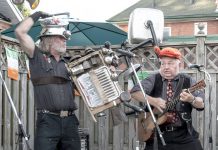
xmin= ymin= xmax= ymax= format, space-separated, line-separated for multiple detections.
xmin=190 ymin=96 xmax=196 ymax=105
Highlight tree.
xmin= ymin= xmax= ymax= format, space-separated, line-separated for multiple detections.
xmin=16 ymin=4 xmax=31 ymax=17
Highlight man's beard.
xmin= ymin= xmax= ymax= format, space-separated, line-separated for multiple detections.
xmin=56 ymin=47 xmax=66 ymax=54
xmin=53 ymin=44 xmax=66 ymax=54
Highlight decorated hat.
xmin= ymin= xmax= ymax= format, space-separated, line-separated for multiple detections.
xmin=39 ymin=17 xmax=71 ymax=40
xmin=154 ymin=46 xmax=182 ymax=59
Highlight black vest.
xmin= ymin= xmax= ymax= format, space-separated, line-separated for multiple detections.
xmin=150 ymin=73 xmax=192 ymax=114
xmin=150 ymin=73 xmax=196 ymax=134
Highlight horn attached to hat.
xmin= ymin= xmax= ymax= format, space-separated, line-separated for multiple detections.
xmin=12 ymin=0 xmax=40 ymax=9
xmin=38 ymin=16 xmax=71 ymax=40
xmin=154 ymin=46 xmax=182 ymax=59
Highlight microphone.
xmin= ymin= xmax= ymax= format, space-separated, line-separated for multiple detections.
xmin=120 ymin=91 xmax=144 ymax=113
xmin=122 ymin=64 xmax=141 ymax=91
xmin=188 ymin=64 xmax=204 ymax=71
xmin=116 ymin=49 xmax=136 ymax=57
xmin=123 ymin=64 xmax=141 ymax=81
xmin=123 ymin=101 xmax=144 ymax=113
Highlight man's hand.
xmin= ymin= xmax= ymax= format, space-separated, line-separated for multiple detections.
xmin=131 ymin=92 xmax=166 ymax=113
xmin=151 ymin=97 xmax=166 ymax=113
xmin=180 ymin=90 xmax=204 ymax=109
xmin=180 ymin=90 xmax=195 ymax=103
xmin=38 ymin=11 xmax=50 ymax=19
xmin=29 ymin=11 xmax=50 ymax=22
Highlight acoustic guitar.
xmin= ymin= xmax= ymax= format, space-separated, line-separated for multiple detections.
xmin=138 ymin=79 xmax=206 ymax=142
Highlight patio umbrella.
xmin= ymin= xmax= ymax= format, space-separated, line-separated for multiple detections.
xmin=1 ymin=21 xmax=127 ymax=46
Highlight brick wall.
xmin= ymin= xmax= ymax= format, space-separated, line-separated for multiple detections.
xmin=117 ymin=20 xmax=218 ymax=36
xmin=207 ymin=20 xmax=218 ymax=35
xmin=165 ymin=20 xmax=218 ymax=36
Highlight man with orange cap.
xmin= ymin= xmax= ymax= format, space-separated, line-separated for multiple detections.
xmin=131 ymin=47 xmax=204 ymax=150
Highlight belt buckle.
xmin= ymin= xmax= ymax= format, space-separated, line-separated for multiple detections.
xmin=165 ymin=126 xmax=174 ymax=132
xmin=60 ymin=111 xmax=68 ymax=117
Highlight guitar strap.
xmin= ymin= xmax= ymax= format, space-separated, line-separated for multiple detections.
xmin=174 ymin=75 xmax=194 ymax=135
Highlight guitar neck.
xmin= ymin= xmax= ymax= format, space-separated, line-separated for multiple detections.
xmin=165 ymin=96 xmax=180 ymax=112
xmin=164 ymin=80 xmax=205 ymax=112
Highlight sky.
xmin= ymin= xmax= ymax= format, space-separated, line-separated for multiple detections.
xmin=30 ymin=0 xmax=140 ymax=22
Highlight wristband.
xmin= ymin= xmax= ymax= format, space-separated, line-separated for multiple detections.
xmin=190 ymin=96 xmax=196 ymax=105
xmin=29 ymin=11 xmax=41 ymax=22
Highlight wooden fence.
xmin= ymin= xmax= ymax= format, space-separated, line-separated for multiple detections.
xmin=0 ymin=34 xmax=217 ymax=150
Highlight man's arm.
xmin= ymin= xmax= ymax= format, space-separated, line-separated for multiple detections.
xmin=180 ymin=77 xmax=205 ymax=109
xmin=190 ymin=96 xmax=204 ymax=109
xmin=15 ymin=17 xmax=35 ymax=58
xmin=15 ymin=11 xmax=50 ymax=58
xmin=131 ymin=91 xmax=166 ymax=112
xmin=180 ymin=91 xmax=204 ymax=109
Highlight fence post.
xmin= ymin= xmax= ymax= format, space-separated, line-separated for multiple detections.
xmin=98 ymin=112 xmax=108 ymax=150
xmin=195 ymin=25 xmax=208 ymax=149
xmin=0 ymin=32 xmax=3 ymax=150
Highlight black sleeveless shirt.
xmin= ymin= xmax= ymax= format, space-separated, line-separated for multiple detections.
xmin=29 ymin=46 xmax=77 ymax=111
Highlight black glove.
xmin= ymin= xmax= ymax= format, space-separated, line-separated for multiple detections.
xmin=29 ymin=11 xmax=50 ymax=22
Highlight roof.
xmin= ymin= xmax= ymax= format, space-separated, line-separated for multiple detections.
xmin=0 ymin=0 xmax=23 ymax=24
xmin=107 ymin=0 xmax=218 ymax=23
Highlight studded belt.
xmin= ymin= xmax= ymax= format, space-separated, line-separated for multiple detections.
xmin=37 ymin=109 xmax=75 ymax=118
xmin=161 ymin=125 xmax=185 ymax=132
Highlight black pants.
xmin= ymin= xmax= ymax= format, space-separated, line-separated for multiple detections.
xmin=145 ymin=139 xmax=203 ymax=150
xmin=34 ymin=113 xmax=81 ymax=150
xmin=144 ymin=128 xmax=203 ymax=150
